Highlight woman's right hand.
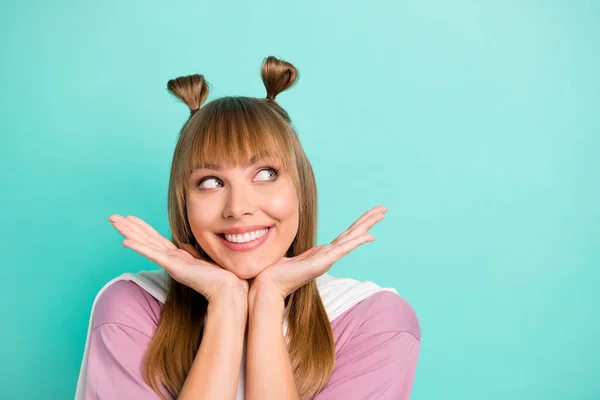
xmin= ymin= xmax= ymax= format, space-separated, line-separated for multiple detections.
xmin=108 ymin=214 xmax=249 ymax=304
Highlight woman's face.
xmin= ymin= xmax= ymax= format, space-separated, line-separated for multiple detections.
xmin=186 ymin=155 xmax=299 ymax=280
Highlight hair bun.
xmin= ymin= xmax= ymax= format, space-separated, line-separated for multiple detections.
xmin=261 ymin=56 xmax=298 ymax=101
xmin=167 ymin=74 xmax=210 ymax=114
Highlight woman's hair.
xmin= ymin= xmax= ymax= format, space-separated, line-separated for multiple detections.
xmin=141 ymin=56 xmax=336 ymax=400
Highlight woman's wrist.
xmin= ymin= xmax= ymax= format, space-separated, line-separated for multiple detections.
xmin=248 ymin=285 xmax=285 ymax=317
xmin=208 ymin=290 xmax=249 ymax=322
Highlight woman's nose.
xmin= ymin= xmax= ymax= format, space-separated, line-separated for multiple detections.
xmin=222 ymin=184 xmax=256 ymax=219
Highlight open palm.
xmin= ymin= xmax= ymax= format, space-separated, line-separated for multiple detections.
xmin=252 ymin=205 xmax=387 ymax=299
xmin=108 ymin=215 xmax=248 ymax=302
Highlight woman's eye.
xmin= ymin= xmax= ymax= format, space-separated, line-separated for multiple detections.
xmin=195 ymin=168 xmax=278 ymax=189
xmin=254 ymin=168 xmax=279 ymax=181
xmin=197 ymin=177 xmax=223 ymax=189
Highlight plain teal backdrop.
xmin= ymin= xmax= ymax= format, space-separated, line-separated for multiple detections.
xmin=1 ymin=0 xmax=598 ymax=398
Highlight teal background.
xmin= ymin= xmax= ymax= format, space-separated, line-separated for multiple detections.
xmin=1 ymin=0 xmax=598 ymax=398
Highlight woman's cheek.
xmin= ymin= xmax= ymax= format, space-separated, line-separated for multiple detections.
xmin=186 ymin=199 xmax=219 ymax=235
xmin=266 ymin=181 xmax=298 ymax=214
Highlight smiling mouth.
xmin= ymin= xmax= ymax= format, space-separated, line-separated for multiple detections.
xmin=216 ymin=227 xmax=274 ymax=252
xmin=218 ymin=227 xmax=271 ymax=243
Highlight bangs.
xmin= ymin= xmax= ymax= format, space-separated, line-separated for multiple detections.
xmin=182 ymin=97 xmax=295 ymax=177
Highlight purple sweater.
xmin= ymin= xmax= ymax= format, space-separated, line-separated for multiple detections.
xmin=85 ymin=280 xmax=421 ymax=399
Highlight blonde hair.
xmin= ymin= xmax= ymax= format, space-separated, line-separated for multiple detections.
xmin=141 ymin=56 xmax=335 ymax=400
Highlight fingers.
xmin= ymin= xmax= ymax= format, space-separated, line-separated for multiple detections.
xmin=121 ymin=238 xmax=174 ymax=273
xmin=296 ymin=235 xmax=373 ymax=278
xmin=347 ymin=206 xmax=386 ymax=231
xmin=110 ymin=218 xmax=165 ymax=252
xmin=109 ymin=215 xmax=175 ymax=251
xmin=331 ymin=206 xmax=386 ymax=245
xmin=126 ymin=216 xmax=177 ymax=250
xmin=327 ymin=234 xmax=375 ymax=263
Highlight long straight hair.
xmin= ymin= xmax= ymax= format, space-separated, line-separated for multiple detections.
xmin=141 ymin=56 xmax=336 ymax=400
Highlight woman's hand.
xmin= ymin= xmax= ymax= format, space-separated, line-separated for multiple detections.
xmin=249 ymin=205 xmax=387 ymax=301
xmin=108 ymin=215 xmax=249 ymax=303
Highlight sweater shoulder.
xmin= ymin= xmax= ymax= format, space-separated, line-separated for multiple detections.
xmin=332 ymin=290 xmax=421 ymax=340
xmin=92 ymin=280 xmax=163 ymax=336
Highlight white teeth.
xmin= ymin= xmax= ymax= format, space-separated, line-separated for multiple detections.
xmin=224 ymin=228 xmax=269 ymax=243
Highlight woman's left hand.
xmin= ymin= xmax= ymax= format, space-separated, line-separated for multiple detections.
xmin=250 ymin=205 xmax=387 ymax=300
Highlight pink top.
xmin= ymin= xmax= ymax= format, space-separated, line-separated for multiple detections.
xmin=85 ymin=280 xmax=421 ymax=399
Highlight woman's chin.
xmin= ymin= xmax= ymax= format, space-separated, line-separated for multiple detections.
xmin=225 ymin=261 xmax=268 ymax=280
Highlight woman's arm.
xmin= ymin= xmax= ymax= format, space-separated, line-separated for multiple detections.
xmin=179 ymin=293 xmax=248 ymax=400
xmin=245 ymin=288 xmax=298 ymax=400
xmin=242 ymin=206 xmax=386 ymax=399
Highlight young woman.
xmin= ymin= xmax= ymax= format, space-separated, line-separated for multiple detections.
xmin=75 ymin=56 xmax=421 ymax=400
